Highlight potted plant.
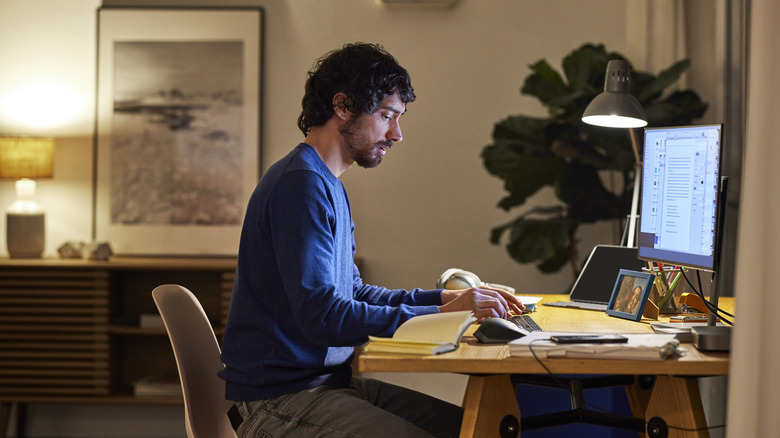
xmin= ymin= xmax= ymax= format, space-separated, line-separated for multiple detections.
xmin=481 ymin=43 xmax=707 ymax=281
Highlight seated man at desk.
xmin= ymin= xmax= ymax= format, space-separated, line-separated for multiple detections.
xmin=219 ymin=42 xmax=524 ymax=438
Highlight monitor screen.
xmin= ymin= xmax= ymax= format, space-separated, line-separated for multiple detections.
xmin=637 ymin=124 xmax=724 ymax=271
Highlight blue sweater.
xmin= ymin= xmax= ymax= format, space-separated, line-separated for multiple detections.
xmin=219 ymin=144 xmax=442 ymax=401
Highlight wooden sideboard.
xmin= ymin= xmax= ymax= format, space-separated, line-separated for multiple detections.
xmin=0 ymin=256 xmax=236 ymax=436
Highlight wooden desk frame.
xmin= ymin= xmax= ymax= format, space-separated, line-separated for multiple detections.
xmin=358 ymin=295 xmax=732 ymax=437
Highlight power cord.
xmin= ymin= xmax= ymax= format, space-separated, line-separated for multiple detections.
xmin=679 ymin=269 xmax=734 ymax=326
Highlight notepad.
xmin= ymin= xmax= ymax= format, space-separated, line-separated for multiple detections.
xmin=508 ymin=332 xmax=682 ymax=360
xmin=363 ymin=311 xmax=476 ymax=355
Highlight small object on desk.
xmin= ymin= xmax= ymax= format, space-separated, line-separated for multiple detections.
xmin=679 ymin=293 xmax=709 ymax=314
xmin=474 ymin=317 xmax=527 ymax=343
xmin=691 ymin=325 xmax=731 ymax=352
xmin=669 ymin=314 xmax=717 ymax=323
xmin=516 ymin=296 xmax=543 ymax=312
xmin=543 ymin=301 xmax=608 ymax=312
xmin=364 ymin=311 xmax=475 ymax=355
xmin=550 ymin=334 xmax=627 ymax=344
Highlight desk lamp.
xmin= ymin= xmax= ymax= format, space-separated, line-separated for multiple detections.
xmin=581 ymin=60 xmax=647 ymax=247
xmin=0 ymin=136 xmax=54 ymax=258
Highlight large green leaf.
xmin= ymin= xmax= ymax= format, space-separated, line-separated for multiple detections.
xmin=497 ymin=153 xmax=563 ymax=210
xmin=555 ymin=162 xmax=623 ymax=223
xmin=561 ymin=44 xmax=614 ymax=93
xmin=579 ymin=124 xmax=635 ymax=171
xmin=491 ymin=115 xmax=549 ymax=153
xmin=645 ymin=91 xmax=708 ymax=127
xmin=634 ymin=59 xmax=691 ymax=103
xmin=536 ymin=244 xmax=572 ymax=273
xmin=521 ymin=60 xmax=569 ymax=107
xmin=481 ymin=43 xmax=707 ymax=276
xmin=503 ymin=217 xmax=572 ymax=266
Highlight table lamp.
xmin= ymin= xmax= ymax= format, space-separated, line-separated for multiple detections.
xmin=0 ymin=136 xmax=54 ymax=258
xmin=581 ymin=59 xmax=647 ymax=247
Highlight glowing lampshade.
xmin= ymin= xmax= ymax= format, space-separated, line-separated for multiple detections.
xmin=0 ymin=136 xmax=54 ymax=258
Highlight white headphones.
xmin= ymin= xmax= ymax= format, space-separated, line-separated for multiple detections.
xmin=436 ymin=268 xmax=515 ymax=293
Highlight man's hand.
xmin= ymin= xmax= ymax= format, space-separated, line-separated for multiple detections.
xmin=438 ymin=286 xmax=525 ymax=321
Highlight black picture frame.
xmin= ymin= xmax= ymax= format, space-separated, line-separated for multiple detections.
xmin=94 ymin=7 xmax=263 ymax=255
xmin=606 ymin=269 xmax=656 ymax=322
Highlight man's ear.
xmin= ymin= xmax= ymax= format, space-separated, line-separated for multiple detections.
xmin=332 ymin=92 xmax=351 ymax=121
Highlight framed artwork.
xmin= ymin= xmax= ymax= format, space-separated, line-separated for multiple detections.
xmin=606 ymin=269 xmax=656 ymax=322
xmin=94 ymin=7 xmax=263 ymax=256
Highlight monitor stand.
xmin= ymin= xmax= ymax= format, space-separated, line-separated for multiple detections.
xmin=691 ymin=272 xmax=731 ymax=352
xmin=692 ymin=326 xmax=731 ymax=352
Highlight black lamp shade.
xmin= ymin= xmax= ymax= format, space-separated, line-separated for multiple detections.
xmin=582 ymin=60 xmax=647 ymax=128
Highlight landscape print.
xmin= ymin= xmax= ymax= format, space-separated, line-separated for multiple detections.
xmin=111 ymin=40 xmax=245 ymax=226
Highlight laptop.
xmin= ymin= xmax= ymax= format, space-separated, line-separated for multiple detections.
xmin=544 ymin=245 xmax=647 ymax=311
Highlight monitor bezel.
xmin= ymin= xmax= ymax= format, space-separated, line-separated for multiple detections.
xmin=636 ymin=123 xmax=725 ymax=272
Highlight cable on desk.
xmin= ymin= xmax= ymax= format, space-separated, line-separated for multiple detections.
xmin=680 ymin=270 xmax=734 ymax=325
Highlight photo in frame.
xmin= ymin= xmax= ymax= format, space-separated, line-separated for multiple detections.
xmin=606 ymin=269 xmax=656 ymax=322
xmin=94 ymin=7 xmax=263 ymax=255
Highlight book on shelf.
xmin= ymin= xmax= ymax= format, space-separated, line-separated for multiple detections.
xmin=363 ymin=311 xmax=476 ymax=355
xmin=509 ymin=332 xmax=681 ymax=360
xmin=133 ymin=375 xmax=182 ymax=397
xmin=139 ymin=313 xmax=164 ymax=329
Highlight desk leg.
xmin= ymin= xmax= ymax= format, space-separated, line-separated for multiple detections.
xmin=627 ymin=375 xmax=710 ymax=438
xmin=460 ymin=374 xmax=522 ymax=438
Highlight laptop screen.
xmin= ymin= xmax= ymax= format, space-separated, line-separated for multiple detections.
xmin=570 ymin=245 xmax=647 ymax=304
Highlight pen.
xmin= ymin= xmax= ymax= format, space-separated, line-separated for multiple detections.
xmin=657 ymin=263 xmax=671 ymax=290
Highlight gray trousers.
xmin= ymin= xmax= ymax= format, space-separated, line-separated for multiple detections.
xmin=233 ymin=376 xmax=463 ymax=437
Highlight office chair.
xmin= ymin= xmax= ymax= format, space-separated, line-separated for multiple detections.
xmin=152 ymin=284 xmax=237 ymax=438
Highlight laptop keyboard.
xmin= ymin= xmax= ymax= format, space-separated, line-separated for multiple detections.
xmin=511 ymin=314 xmax=543 ymax=332
xmin=543 ymin=301 xmax=607 ymax=312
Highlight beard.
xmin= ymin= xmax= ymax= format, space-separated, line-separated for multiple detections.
xmin=339 ymin=116 xmax=392 ymax=169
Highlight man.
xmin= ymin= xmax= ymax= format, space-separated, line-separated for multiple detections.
xmin=219 ymin=43 xmax=524 ymax=437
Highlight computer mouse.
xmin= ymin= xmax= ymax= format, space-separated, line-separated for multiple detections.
xmin=473 ymin=317 xmax=527 ymax=343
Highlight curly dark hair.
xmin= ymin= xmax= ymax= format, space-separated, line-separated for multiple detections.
xmin=297 ymin=43 xmax=416 ymax=136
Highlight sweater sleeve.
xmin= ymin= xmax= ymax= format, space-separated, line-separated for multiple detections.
xmin=268 ymin=170 xmax=437 ymax=345
xmin=351 ymin=263 xmax=443 ymax=307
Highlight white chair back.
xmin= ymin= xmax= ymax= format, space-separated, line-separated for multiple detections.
xmin=152 ymin=284 xmax=237 ymax=438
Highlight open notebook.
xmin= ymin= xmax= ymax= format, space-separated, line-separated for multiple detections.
xmin=363 ymin=311 xmax=475 ymax=355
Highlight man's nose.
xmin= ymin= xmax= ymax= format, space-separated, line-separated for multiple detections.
xmin=388 ymin=119 xmax=403 ymax=142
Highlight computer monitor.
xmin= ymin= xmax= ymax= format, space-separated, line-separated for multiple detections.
xmin=637 ymin=124 xmax=724 ymax=272
xmin=638 ymin=123 xmax=730 ymax=351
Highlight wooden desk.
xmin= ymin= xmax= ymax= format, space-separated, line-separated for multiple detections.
xmin=358 ymin=295 xmax=733 ymax=438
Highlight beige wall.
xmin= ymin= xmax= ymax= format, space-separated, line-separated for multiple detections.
xmin=0 ymin=0 xmax=632 ymax=295
xmin=1 ymin=1 xmax=729 ymax=437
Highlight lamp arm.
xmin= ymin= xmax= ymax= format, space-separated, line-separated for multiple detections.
xmin=626 ymin=128 xmax=642 ymax=248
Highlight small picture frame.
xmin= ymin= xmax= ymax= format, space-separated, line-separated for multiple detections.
xmin=606 ymin=269 xmax=656 ymax=322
